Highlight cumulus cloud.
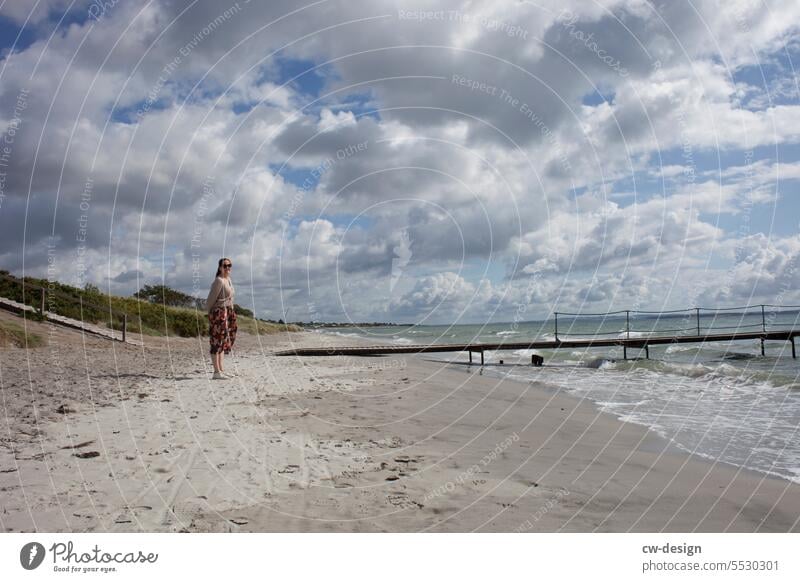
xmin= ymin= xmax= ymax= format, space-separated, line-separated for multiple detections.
xmin=710 ymin=233 xmax=800 ymax=304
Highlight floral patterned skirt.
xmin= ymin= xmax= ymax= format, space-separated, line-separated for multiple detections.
xmin=209 ymin=306 xmax=237 ymax=354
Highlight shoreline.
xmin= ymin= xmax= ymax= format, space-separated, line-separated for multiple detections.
xmin=452 ymin=356 xmax=800 ymax=491
xmin=315 ymin=327 xmax=800 ymax=488
xmin=1 ymin=320 xmax=799 ymax=532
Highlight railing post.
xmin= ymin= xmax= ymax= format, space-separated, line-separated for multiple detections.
xmin=554 ymin=312 xmax=559 ymax=342
xmin=122 ymin=314 xmax=127 ymax=343
xmin=695 ymin=307 xmax=700 ymax=336
xmin=626 ymin=310 xmax=630 ymax=340
xmin=761 ymin=304 xmax=766 ymax=333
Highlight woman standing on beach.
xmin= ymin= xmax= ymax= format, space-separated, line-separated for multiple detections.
xmin=206 ymin=258 xmax=237 ymax=379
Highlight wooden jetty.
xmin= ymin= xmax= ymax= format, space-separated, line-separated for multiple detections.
xmin=276 ymin=328 xmax=800 ymax=363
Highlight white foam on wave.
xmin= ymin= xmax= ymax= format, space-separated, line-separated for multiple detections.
xmin=596 ymin=399 xmax=651 ymax=408
xmin=496 ymin=330 xmax=520 ymax=336
xmin=328 ymin=331 xmax=361 ymax=338
xmin=665 ymin=344 xmax=697 ymax=354
xmin=618 ymin=330 xmax=648 ymax=338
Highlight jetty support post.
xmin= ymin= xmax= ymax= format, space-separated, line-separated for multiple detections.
xmin=122 ymin=314 xmax=127 ymax=343
xmin=469 ymin=350 xmax=473 ymax=365
xmin=645 ymin=345 xmax=649 ymax=359
xmin=481 ymin=350 xmax=484 ymax=366
xmin=792 ymin=337 xmax=796 ymax=359
xmin=761 ymin=304 xmax=766 ymax=333
xmin=623 ymin=345 xmax=628 ymax=360
xmin=695 ymin=307 xmax=700 ymax=336
xmin=761 ymin=337 xmax=765 ymax=356
xmin=554 ymin=312 xmax=559 ymax=342
xmin=626 ymin=311 xmax=630 ymax=339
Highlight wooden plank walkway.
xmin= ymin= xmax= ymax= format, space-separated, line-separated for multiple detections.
xmin=0 ymin=296 xmax=142 ymax=346
xmin=274 ymin=329 xmax=800 ymax=361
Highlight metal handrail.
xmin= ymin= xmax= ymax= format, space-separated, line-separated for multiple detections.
xmin=555 ymin=309 xmax=629 ymax=316
xmin=625 ymin=308 xmax=694 ymax=315
xmin=552 ymin=303 xmax=800 ymax=343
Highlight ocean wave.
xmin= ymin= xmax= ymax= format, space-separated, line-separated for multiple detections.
xmin=496 ymin=330 xmax=520 ymax=336
xmin=585 ymin=358 xmax=616 ymax=369
xmin=512 ymin=348 xmax=541 ymax=357
xmin=665 ymin=344 xmax=697 ymax=354
xmin=595 ymin=399 xmax=651 ymax=408
xmin=618 ymin=330 xmax=648 ymax=338
xmin=721 ymin=352 xmax=758 ymax=361
xmin=328 ymin=331 xmax=361 ymax=338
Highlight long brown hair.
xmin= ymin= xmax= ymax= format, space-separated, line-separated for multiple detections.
xmin=215 ymin=257 xmax=231 ymax=278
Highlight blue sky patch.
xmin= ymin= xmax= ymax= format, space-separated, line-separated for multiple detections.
xmin=268 ymin=54 xmax=329 ymax=98
xmin=0 ymin=14 xmax=37 ymax=56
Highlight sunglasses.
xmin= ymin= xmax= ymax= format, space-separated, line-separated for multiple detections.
xmin=223 ymin=263 xmax=232 ymax=269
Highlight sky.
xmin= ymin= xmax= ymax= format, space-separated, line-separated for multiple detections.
xmin=0 ymin=0 xmax=798 ymax=324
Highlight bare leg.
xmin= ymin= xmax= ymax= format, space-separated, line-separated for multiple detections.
xmin=219 ymin=352 xmax=225 ymax=373
xmin=212 ymin=352 xmax=221 ymax=373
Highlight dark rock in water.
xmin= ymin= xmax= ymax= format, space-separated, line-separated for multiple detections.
xmin=722 ymin=353 xmax=755 ymax=360
xmin=531 ymin=355 xmax=544 ymax=367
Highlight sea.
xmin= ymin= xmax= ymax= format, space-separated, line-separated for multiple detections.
xmin=318 ymin=308 xmax=800 ymax=484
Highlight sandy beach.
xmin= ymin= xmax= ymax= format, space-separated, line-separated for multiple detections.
xmin=1 ymin=311 xmax=799 ymax=533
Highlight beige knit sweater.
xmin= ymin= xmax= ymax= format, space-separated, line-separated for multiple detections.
xmin=206 ymin=276 xmax=235 ymax=314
